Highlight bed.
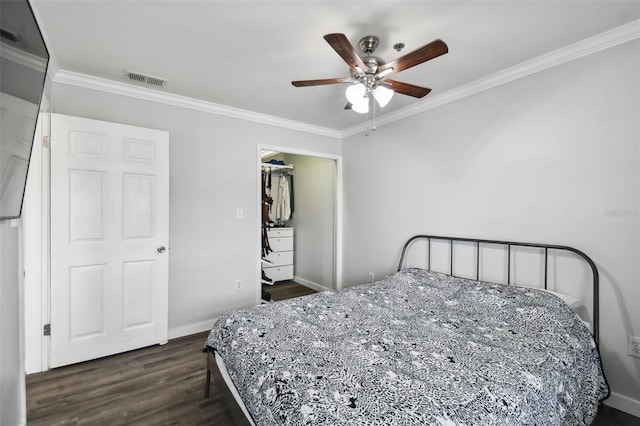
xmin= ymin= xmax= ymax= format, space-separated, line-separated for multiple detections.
xmin=203 ymin=235 xmax=609 ymax=425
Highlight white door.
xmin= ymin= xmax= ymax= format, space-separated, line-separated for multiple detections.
xmin=50 ymin=114 xmax=169 ymax=368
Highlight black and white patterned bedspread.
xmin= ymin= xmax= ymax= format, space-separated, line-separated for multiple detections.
xmin=204 ymin=269 xmax=609 ymax=425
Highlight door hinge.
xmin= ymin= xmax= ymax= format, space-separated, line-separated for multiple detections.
xmin=43 ymin=323 xmax=51 ymax=336
xmin=42 ymin=135 xmax=50 ymax=149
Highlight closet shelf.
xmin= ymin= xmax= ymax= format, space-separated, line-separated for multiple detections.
xmin=261 ymin=162 xmax=293 ymax=171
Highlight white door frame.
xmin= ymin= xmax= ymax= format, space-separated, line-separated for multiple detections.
xmin=24 ymin=113 xmax=170 ymax=371
xmin=23 ymin=110 xmax=50 ymax=374
xmin=256 ymin=145 xmax=343 ymax=305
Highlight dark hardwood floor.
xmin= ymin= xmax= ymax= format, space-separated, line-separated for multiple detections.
xmin=594 ymin=405 xmax=640 ymax=426
xmin=27 ymin=282 xmax=639 ymax=425
xmin=27 ymin=330 xmax=227 ymax=425
xmin=262 ymin=279 xmax=318 ymax=301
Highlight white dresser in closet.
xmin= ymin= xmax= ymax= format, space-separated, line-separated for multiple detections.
xmin=263 ymin=227 xmax=294 ymax=282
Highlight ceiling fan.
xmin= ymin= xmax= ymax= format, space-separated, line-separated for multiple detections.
xmin=292 ymin=33 xmax=448 ymax=113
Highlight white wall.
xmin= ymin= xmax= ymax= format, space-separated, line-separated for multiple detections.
xmin=0 ymin=220 xmax=25 ymax=426
xmin=342 ymin=40 xmax=640 ymax=414
xmin=22 ymin=131 xmax=43 ymax=375
xmin=286 ymin=154 xmax=336 ymax=290
xmin=1 ymin=84 xmax=50 ymax=426
xmin=50 ymin=83 xmax=341 ymax=337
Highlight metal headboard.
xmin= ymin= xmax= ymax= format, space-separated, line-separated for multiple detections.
xmin=397 ymin=235 xmax=600 ymax=344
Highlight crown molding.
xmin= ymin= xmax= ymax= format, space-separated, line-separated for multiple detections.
xmin=32 ymin=0 xmax=341 ymax=139
xmin=46 ymin=54 xmax=60 ymax=79
xmin=0 ymin=42 xmax=48 ymax=72
xmin=342 ymin=19 xmax=640 ymax=138
xmin=50 ymin=69 xmax=342 ymax=139
xmin=46 ymin=19 xmax=638 ymax=140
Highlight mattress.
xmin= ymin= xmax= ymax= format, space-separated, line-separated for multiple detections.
xmin=204 ymin=268 xmax=609 ymax=425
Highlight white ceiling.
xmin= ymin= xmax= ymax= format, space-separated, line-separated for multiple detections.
xmin=31 ymin=1 xmax=640 ymax=132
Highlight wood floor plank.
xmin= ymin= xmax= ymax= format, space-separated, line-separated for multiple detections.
xmin=26 ymin=281 xmax=640 ymax=425
xmin=263 ymin=279 xmax=318 ymax=301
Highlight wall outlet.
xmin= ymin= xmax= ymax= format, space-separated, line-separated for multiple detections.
xmin=236 ymin=208 xmax=244 ymax=220
xmin=235 ymin=279 xmax=243 ymax=291
xmin=368 ymin=272 xmax=375 ymax=283
xmin=629 ymin=335 xmax=640 ymax=358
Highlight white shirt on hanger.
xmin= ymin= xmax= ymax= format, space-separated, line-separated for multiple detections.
xmin=276 ymin=175 xmax=291 ymax=223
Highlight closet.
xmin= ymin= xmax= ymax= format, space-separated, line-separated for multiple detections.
xmin=259 ymin=151 xmax=337 ymax=299
xmin=261 ymin=161 xmax=294 ymax=287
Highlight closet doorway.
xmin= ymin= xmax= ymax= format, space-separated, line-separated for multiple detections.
xmin=258 ymin=147 xmax=341 ymax=299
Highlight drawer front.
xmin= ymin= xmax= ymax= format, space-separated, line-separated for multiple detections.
xmin=263 ymin=265 xmax=293 ymax=282
xmin=263 ymin=250 xmax=293 ymax=266
xmin=268 ymin=237 xmax=293 ymax=252
xmin=267 ymin=228 xmax=294 ymax=238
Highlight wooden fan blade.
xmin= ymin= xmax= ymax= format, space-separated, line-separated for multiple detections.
xmin=292 ymin=78 xmax=346 ymax=87
xmin=323 ymin=33 xmax=368 ymax=72
xmin=378 ymin=39 xmax=448 ymax=75
xmin=386 ymin=79 xmax=432 ymax=98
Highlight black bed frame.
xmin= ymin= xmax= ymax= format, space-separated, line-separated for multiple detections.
xmin=205 ymin=234 xmax=601 ymax=422
xmin=397 ymin=235 xmax=600 ymax=344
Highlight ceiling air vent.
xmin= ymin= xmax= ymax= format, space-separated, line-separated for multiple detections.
xmin=0 ymin=27 xmax=22 ymax=44
xmin=123 ymin=70 xmax=167 ymax=87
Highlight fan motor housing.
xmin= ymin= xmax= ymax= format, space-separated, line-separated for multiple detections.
xmin=358 ymin=35 xmax=379 ymax=54
xmin=358 ymin=35 xmax=385 ymax=73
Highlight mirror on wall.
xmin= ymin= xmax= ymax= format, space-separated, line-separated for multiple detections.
xmin=0 ymin=0 xmax=49 ymax=220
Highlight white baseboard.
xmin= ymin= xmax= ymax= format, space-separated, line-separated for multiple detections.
xmin=168 ymin=318 xmax=218 ymax=340
xmin=293 ymin=276 xmax=333 ymax=293
xmin=605 ymin=391 xmax=640 ymax=418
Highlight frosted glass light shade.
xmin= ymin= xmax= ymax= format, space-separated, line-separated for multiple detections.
xmin=351 ymin=96 xmax=369 ymax=114
xmin=345 ymin=83 xmax=366 ymax=105
xmin=373 ymin=85 xmax=394 ymax=107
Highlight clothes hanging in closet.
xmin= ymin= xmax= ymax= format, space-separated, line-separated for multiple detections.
xmin=289 ymin=174 xmax=294 ymax=219
xmin=261 ymin=170 xmax=273 ymax=257
xmin=275 ymin=174 xmax=291 ymax=222
xmin=267 ymin=172 xmax=294 ymax=224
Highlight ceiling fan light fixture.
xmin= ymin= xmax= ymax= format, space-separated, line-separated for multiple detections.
xmin=373 ymin=85 xmax=394 ymax=108
xmin=292 ymin=33 xmax=448 ymax=113
xmin=351 ymin=96 xmax=369 ymax=114
xmin=345 ymin=83 xmax=367 ymax=105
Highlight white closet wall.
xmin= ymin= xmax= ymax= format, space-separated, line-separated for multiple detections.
xmin=285 ymin=154 xmax=335 ymax=290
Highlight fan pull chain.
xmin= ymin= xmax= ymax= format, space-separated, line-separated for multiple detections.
xmin=365 ymin=96 xmax=377 ymax=137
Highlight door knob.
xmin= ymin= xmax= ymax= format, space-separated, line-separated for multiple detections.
xmin=157 ymin=245 xmax=166 ymax=253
